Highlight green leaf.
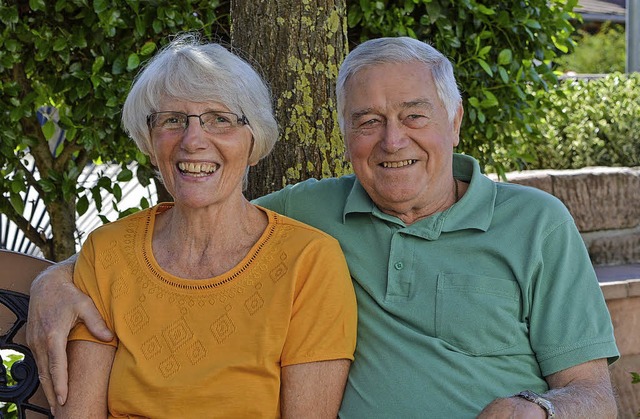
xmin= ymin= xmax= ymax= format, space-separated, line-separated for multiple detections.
xmin=92 ymin=56 xmax=105 ymax=74
xmin=53 ymin=38 xmax=67 ymax=52
xmin=77 ymin=195 xmax=89 ymax=216
xmin=481 ymin=91 xmax=499 ymax=108
xmin=29 ymin=0 xmax=46 ymax=11
xmin=140 ymin=41 xmax=157 ymax=56
xmin=498 ymin=67 xmax=509 ymax=84
xmin=478 ymin=45 xmax=491 ymax=58
xmin=9 ymin=193 xmax=25 ymax=215
xmin=126 ymin=53 xmax=140 ymax=71
xmin=94 ymin=0 xmax=108 ymax=14
xmin=476 ymin=5 xmax=496 ymax=15
xmin=477 ymin=59 xmax=493 ymax=76
xmin=525 ymin=19 xmax=542 ymax=29
xmin=117 ymin=168 xmax=133 ymax=182
xmin=42 ymin=120 xmax=56 ymax=140
xmin=498 ymin=49 xmax=512 ymax=65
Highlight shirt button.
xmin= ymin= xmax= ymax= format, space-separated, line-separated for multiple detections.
xmin=394 ymin=262 xmax=404 ymax=270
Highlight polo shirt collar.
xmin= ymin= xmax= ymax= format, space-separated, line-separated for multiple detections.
xmin=342 ymin=154 xmax=496 ymax=237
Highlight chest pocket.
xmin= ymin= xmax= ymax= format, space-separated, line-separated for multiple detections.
xmin=435 ymin=273 xmax=526 ymax=356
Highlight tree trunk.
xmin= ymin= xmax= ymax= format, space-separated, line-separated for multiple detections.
xmin=47 ymin=199 xmax=77 ymax=261
xmin=230 ymin=0 xmax=351 ymax=200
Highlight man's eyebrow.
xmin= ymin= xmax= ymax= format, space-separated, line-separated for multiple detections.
xmin=401 ymin=99 xmax=433 ymax=110
xmin=350 ymin=108 xmax=376 ymax=120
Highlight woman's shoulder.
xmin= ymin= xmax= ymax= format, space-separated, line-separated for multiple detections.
xmin=84 ymin=206 xmax=156 ymax=240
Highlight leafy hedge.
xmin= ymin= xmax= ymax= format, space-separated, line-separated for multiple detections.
xmin=492 ymin=73 xmax=640 ymax=172
xmin=555 ymin=22 xmax=626 ymax=74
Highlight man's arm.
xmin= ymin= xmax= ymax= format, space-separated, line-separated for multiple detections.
xmin=55 ymin=340 xmax=115 ymax=418
xmin=281 ymin=359 xmax=351 ymax=418
xmin=26 ymin=254 xmax=113 ymax=408
xmin=477 ymin=358 xmax=617 ymax=418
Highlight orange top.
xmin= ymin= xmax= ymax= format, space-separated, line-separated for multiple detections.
xmin=70 ymin=204 xmax=357 ymax=418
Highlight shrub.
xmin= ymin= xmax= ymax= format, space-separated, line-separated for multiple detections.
xmin=491 ymin=73 xmax=640 ymax=172
xmin=555 ymin=22 xmax=626 ymax=74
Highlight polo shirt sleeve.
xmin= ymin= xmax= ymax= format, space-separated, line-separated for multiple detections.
xmin=528 ymin=218 xmax=619 ymax=376
xmin=252 ymin=186 xmax=291 ymax=215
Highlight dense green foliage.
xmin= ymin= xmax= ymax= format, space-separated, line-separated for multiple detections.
xmin=555 ymin=23 xmax=626 ymax=74
xmin=0 ymin=0 xmax=225 ymax=259
xmin=347 ymin=0 xmax=579 ymax=177
xmin=496 ymin=73 xmax=640 ymax=171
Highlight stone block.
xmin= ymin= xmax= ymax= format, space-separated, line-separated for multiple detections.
xmin=501 ymin=170 xmax=554 ymax=194
xmin=588 ymin=233 xmax=640 ymax=265
xmin=503 ymin=167 xmax=640 ymax=232
xmin=550 ymin=168 xmax=640 ymax=232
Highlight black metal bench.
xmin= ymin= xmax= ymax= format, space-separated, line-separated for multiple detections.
xmin=0 ymin=250 xmax=53 ymax=418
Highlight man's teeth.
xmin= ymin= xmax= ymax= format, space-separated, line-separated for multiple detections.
xmin=178 ymin=162 xmax=218 ymax=176
xmin=382 ymin=159 xmax=416 ymax=168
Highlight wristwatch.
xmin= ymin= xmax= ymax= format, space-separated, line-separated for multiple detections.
xmin=514 ymin=390 xmax=556 ymax=418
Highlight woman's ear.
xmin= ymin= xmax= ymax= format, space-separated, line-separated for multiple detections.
xmin=247 ymin=137 xmax=258 ymax=166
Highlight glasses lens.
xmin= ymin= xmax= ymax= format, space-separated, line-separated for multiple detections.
xmin=201 ymin=111 xmax=236 ymax=132
xmin=154 ymin=112 xmax=187 ymax=131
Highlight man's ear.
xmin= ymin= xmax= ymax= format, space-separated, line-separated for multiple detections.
xmin=452 ymin=104 xmax=464 ymax=148
xmin=343 ymin=144 xmax=351 ymax=162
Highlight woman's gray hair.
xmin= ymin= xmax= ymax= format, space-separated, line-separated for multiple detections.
xmin=122 ymin=33 xmax=278 ymax=165
xmin=336 ymin=37 xmax=461 ymax=133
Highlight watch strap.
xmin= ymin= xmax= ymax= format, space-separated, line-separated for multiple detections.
xmin=513 ymin=390 xmax=556 ymax=418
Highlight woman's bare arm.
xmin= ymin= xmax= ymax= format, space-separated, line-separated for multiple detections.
xmin=55 ymin=340 xmax=115 ymax=418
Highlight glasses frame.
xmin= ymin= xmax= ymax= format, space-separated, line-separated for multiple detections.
xmin=146 ymin=111 xmax=250 ymax=135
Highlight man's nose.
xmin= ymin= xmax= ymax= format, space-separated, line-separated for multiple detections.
xmin=380 ymin=120 xmax=408 ymax=153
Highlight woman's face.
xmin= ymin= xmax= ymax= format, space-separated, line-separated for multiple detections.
xmin=148 ymin=99 xmax=254 ymax=209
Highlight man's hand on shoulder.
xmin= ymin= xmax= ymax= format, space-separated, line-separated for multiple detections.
xmin=26 ymin=254 xmax=113 ymax=412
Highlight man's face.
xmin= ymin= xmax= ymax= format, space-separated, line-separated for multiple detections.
xmin=343 ymin=60 xmax=463 ymax=221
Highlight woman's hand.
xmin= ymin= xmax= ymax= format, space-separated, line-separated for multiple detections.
xmin=26 ymin=255 xmax=113 ymax=412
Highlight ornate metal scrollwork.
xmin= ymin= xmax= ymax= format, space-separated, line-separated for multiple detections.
xmin=0 ymin=289 xmax=53 ymax=418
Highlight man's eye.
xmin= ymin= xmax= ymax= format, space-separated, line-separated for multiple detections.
xmin=358 ymin=118 xmax=382 ymax=129
xmin=403 ymin=114 xmax=428 ymax=129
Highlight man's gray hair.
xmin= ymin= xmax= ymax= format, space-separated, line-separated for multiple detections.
xmin=122 ymin=33 xmax=278 ymax=165
xmin=336 ymin=37 xmax=462 ymax=134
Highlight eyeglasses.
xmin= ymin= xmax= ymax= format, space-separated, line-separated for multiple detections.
xmin=146 ymin=111 xmax=250 ymax=135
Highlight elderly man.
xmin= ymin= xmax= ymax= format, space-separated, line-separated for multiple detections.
xmin=28 ymin=37 xmax=618 ymax=418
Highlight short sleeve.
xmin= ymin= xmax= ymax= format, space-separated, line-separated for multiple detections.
xmin=280 ymin=236 xmax=357 ymax=366
xmin=529 ymin=220 xmax=618 ymax=375
xmin=68 ymin=234 xmax=118 ymax=347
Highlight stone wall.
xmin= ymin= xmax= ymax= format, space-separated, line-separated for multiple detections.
xmin=499 ymin=166 xmax=640 ymax=418
xmin=500 ymin=166 xmax=640 ymax=266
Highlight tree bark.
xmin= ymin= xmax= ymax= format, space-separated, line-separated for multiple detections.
xmin=230 ymin=0 xmax=351 ymax=200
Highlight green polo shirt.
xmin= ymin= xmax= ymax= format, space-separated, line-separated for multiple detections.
xmin=254 ymin=153 xmax=618 ymax=418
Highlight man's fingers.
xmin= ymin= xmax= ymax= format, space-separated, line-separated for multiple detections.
xmin=47 ymin=344 xmax=69 ymax=407
xmin=37 ymin=371 xmax=57 ymax=415
xmin=77 ymin=298 xmax=113 ymax=342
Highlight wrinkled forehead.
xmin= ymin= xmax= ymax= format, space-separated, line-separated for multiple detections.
xmin=344 ymin=62 xmax=438 ymax=107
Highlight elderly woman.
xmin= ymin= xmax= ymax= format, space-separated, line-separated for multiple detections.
xmin=56 ymin=34 xmax=357 ymax=418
